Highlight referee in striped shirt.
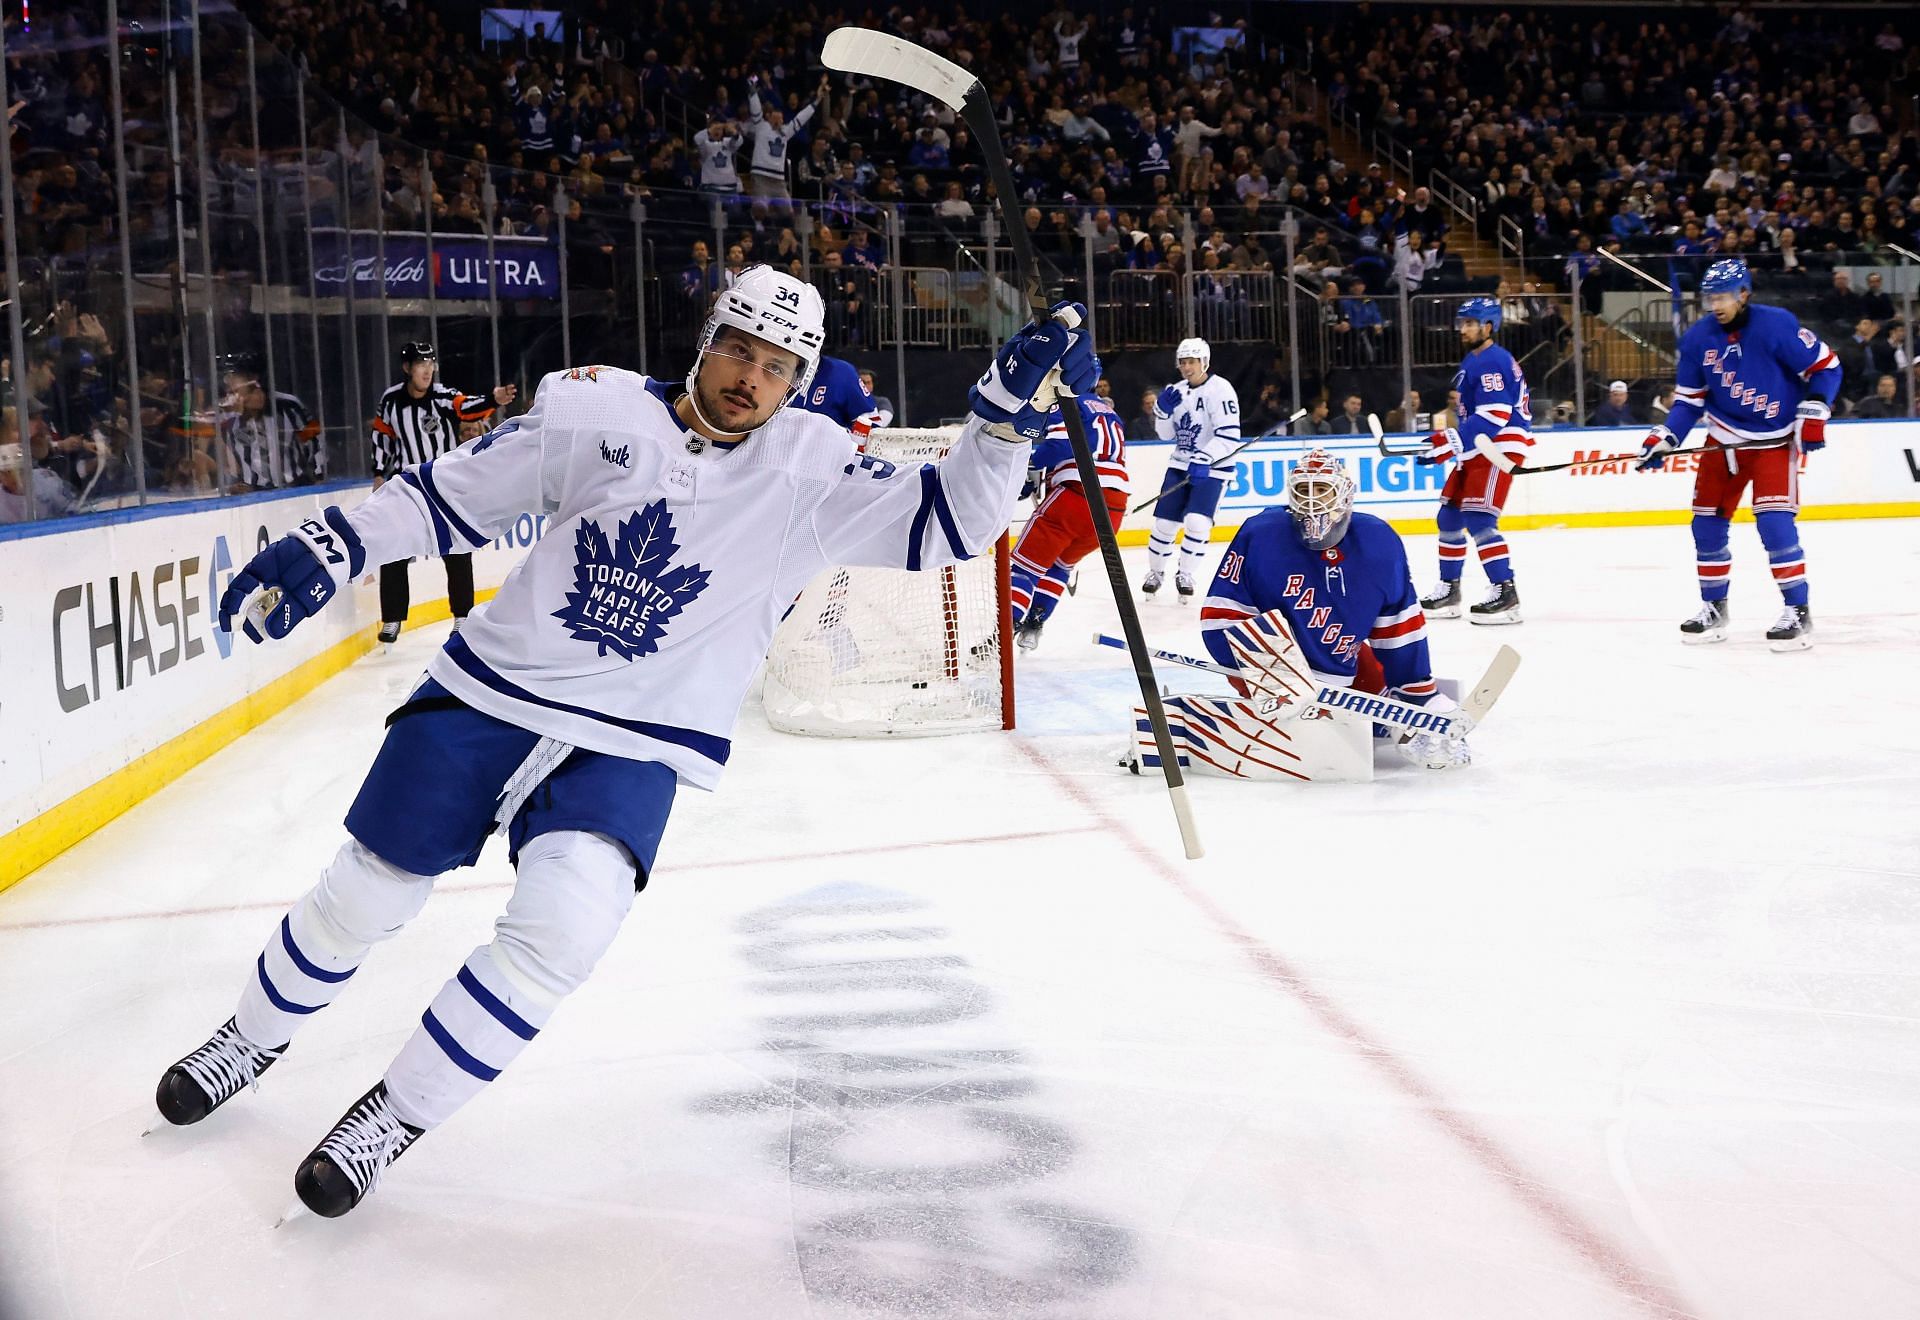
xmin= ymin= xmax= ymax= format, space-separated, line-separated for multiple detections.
xmin=369 ymin=341 xmax=517 ymax=643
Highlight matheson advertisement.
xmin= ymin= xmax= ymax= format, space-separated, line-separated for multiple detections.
xmin=311 ymin=229 xmax=561 ymax=301
xmin=1118 ymin=420 xmax=1920 ymax=532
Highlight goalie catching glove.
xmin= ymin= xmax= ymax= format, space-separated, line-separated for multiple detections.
xmin=969 ymin=301 xmax=1098 ymax=441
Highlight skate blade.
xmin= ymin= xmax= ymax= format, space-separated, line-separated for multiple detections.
xmin=1468 ymin=610 xmax=1521 ymax=625
xmin=1768 ymin=635 xmax=1812 ymax=653
xmin=1425 ymin=604 xmax=1462 ymax=618
xmin=1679 ymin=630 xmax=1729 ymax=646
xmin=273 ymin=1198 xmax=313 ymax=1229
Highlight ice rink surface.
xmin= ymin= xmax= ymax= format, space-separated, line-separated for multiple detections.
xmin=2 ymin=520 xmax=1917 ymax=1320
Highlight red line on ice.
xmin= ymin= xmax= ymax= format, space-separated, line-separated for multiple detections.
xmin=1013 ymin=737 xmax=1699 ymax=1320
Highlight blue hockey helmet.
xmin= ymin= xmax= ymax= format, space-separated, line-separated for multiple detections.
xmin=1699 ymin=258 xmax=1752 ymax=297
xmin=1455 ymin=296 xmax=1501 ymax=333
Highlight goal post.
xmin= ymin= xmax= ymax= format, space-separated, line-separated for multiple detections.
xmin=761 ymin=426 xmax=1016 ymax=736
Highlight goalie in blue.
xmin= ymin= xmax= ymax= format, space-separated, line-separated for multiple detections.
xmin=1127 ymin=449 xmax=1468 ymax=779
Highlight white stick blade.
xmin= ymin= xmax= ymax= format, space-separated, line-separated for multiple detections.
xmin=821 ymin=28 xmax=978 ymax=111
xmin=1461 ymin=644 xmax=1521 ymax=723
xmin=1366 ymin=412 xmax=1385 ymax=442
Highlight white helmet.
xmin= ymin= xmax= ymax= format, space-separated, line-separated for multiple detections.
xmin=688 ymin=264 xmax=827 ymax=415
xmin=1175 ymin=337 xmax=1211 ymax=369
xmin=1286 ymin=448 xmax=1357 ymax=550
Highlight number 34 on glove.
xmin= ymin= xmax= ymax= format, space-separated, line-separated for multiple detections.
xmin=218 ymin=508 xmax=366 ymax=643
xmin=969 ymin=300 xmax=1099 ymax=441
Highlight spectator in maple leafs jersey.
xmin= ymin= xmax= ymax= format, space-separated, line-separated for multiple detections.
xmin=153 ymin=266 xmax=1097 ymax=1219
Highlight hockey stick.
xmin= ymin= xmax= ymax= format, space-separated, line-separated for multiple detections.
xmin=1126 ymin=409 xmax=1307 ymax=514
xmin=1094 ymin=634 xmax=1521 ymax=740
xmin=1511 ymin=446 xmax=1711 ymax=475
xmin=1369 ymin=411 xmax=1433 ymax=458
xmin=824 ymin=27 xmax=1203 ymax=859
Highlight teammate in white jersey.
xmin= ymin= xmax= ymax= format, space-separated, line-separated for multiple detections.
xmin=152 ymin=266 xmax=1098 ymax=1217
xmin=1144 ymin=337 xmax=1241 ymax=601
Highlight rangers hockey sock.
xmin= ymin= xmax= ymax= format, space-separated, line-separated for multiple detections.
xmin=1691 ymin=515 xmax=1732 ymax=603
xmin=1029 ymin=565 xmax=1070 ymax=624
xmin=384 ymin=946 xmax=554 ymax=1130
xmin=1436 ymin=532 xmax=1468 ymax=582
xmin=1469 ymin=532 xmax=1512 ymax=584
xmin=1755 ymin=510 xmax=1808 ymax=608
xmin=1009 ymin=552 xmax=1046 ymax=623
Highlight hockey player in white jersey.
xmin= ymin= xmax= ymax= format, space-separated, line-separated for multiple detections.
xmin=152 ymin=266 xmax=1097 ymax=1217
xmin=1144 ymin=337 xmax=1240 ymax=601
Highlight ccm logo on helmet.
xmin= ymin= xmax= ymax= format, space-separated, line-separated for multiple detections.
xmin=1313 ymin=686 xmax=1456 ymax=735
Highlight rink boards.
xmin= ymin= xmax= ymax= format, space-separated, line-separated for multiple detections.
xmin=2 ymin=421 xmax=1915 ymax=888
xmin=1118 ymin=418 xmax=1920 ymax=540
xmin=0 ymin=487 xmax=543 ymax=884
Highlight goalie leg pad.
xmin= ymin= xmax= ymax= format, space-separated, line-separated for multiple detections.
xmin=1132 ymin=695 xmax=1373 ymax=782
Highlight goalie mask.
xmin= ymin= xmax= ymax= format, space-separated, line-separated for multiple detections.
xmin=686 ymin=265 xmax=826 ymax=435
xmin=1286 ymin=448 xmax=1356 ymax=549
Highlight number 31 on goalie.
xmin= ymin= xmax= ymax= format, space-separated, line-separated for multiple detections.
xmin=1219 ymin=550 xmax=1245 ymax=584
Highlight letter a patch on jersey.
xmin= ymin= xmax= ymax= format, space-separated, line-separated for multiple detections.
xmin=553 ymin=499 xmax=711 ymax=660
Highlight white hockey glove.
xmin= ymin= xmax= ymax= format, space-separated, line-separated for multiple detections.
xmin=1398 ymin=729 xmax=1472 ymax=771
xmin=1795 ymin=400 xmax=1828 ymax=452
xmin=1635 ymin=425 xmax=1680 ymax=471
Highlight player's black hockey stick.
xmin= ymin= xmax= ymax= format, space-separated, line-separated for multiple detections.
xmin=1509 ymin=446 xmax=1712 ymax=475
xmin=1371 ymin=411 xmax=1713 ymax=474
xmin=823 ymin=27 xmax=1203 ymax=859
xmin=1126 ymin=409 xmax=1307 ymax=515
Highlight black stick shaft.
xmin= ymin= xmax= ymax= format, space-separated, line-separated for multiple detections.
xmin=961 ymin=85 xmax=1200 ymax=857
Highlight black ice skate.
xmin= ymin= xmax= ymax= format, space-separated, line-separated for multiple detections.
xmin=1678 ymin=600 xmax=1730 ymax=644
xmin=155 ymin=1017 xmax=287 ymax=1126
xmin=1421 ymin=581 xmax=1463 ymax=619
xmin=1015 ymin=614 xmax=1046 ymax=652
xmin=1141 ymin=568 xmax=1165 ymax=597
xmin=376 ymin=621 xmax=401 ymax=645
xmin=1468 ymin=580 xmax=1521 ymax=625
xmin=1766 ymin=603 xmax=1812 ymax=652
xmin=1175 ymin=570 xmax=1197 ymax=602
xmin=294 ymin=1082 xmax=424 ymax=1218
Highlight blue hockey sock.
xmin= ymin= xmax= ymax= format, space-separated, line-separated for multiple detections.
xmin=1691 ymin=515 xmax=1732 ymax=603
xmin=1755 ymin=510 xmax=1807 ymax=607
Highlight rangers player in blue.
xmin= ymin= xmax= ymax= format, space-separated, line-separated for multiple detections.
xmin=149 ymin=268 xmax=1097 ymax=1218
xmin=1637 ymin=257 xmax=1839 ymax=650
xmin=1417 ymin=296 xmax=1533 ymax=625
xmin=796 ymin=352 xmax=879 ymax=435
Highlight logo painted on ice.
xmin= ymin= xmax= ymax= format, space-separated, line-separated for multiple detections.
xmin=552 ymin=501 xmax=710 ymax=660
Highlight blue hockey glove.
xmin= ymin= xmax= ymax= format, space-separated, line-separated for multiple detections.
xmin=1635 ymin=425 xmax=1679 ymax=472
xmin=1155 ymin=383 xmax=1183 ymax=418
xmin=970 ymin=301 xmax=1094 ymax=441
xmin=1795 ymin=400 xmax=1827 ymax=453
xmin=219 ymin=508 xmax=364 ymax=643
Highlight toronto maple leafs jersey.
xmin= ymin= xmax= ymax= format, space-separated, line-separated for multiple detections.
xmin=794 ymin=355 xmax=876 ymax=431
xmin=323 ymin=367 xmax=1028 ymax=789
xmin=1033 ymin=396 xmax=1129 ymax=494
xmin=1200 ymin=508 xmax=1436 ymax=702
xmin=1452 ymin=344 xmax=1534 ymax=471
xmin=1666 ymin=303 xmax=1841 ymax=446
xmin=1153 ymin=374 xmax=1241 ymax=471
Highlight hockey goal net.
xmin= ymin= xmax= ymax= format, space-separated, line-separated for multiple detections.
xmin=762 ymin=425 xmax=1015 ymax=736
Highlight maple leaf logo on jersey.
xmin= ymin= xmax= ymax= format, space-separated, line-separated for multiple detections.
xmin=552 ymin=501 xmax=710 ymax=660
xmin=1173 ymin=412 xmax=1203 ymax=448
